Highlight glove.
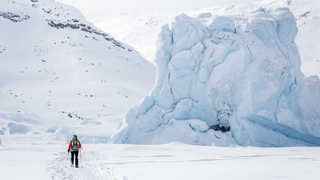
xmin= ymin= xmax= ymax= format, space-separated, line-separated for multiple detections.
xmin=68 ymin=149 xmax=70 ymax=153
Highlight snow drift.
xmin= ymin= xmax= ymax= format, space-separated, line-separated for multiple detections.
xmin=113 ymin=7 xmax=320 ymax=146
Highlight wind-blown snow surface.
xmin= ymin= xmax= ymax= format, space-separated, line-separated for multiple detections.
xmin=0 ymin=0 xmax=155 ymax=141
xmin=113 ymin=8 xmax=320 ymax=146
xmin=1 ymin=141 xmax=320 ymax=180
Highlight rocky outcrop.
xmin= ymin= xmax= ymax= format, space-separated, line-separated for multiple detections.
xmin=0 ymin=11 xmax=30 ymax=22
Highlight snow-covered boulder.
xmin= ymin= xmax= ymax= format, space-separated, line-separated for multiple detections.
xmin=113 ymin=8 xmax=320 ymax=146
xmin=8 ymin=122 xmax=30 ymax=134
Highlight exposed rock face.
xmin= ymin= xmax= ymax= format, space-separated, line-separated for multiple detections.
xmin=0 ymin=12 xmax=30 ymax=22
xmin=47 ymin=19 xmax=130 ymax=50
xmin=113 ymin=8 xmax=320 ymax=146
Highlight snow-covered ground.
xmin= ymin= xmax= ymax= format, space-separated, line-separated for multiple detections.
xmin=1 ymin=137 xmax=320 ymax=180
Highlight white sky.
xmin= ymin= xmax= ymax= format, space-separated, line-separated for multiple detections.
xmin=57 ymin=0 xmax=252 ymax=23
xmin=56 ymin=0 xmax=258 ymax=61
xmin=54 ymin=0 xmax=320 ymax=75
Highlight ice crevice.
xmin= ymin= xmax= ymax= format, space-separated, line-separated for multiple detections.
xmin=112 ymin=8 xmax=320 ymax=146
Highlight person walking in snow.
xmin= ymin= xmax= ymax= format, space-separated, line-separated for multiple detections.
xmin=68 ymin=134 xmax=82 ymax=168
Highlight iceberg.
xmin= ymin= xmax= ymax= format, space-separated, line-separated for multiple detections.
xmin=113 ymin=8 xmax=320 ymax=146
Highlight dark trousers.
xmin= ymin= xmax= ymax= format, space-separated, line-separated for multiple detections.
xmin=71 ymin=151 xmax=79 ymax=168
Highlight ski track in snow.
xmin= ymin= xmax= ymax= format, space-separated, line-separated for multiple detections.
xmin=48 ymin=151 xmax=124 ymax=180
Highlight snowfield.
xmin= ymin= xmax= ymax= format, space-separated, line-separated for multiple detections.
xmin=1 ymin=138 xmax=320 ymax=180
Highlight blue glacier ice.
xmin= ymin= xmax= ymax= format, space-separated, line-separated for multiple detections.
xmin=112 ymin=8 xmax=320 ymax=146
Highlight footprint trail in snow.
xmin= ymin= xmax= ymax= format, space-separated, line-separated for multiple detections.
xmin=47 ymin=150 xmax=124 ymax=180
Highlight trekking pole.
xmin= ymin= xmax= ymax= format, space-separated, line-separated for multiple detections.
xmin=67 ymin=150 xmax=70 ymax=167
xmin=79 ymin=148 xmax=83 ymax=168
xmin=80 ymin=148 xmax=83 ymax=159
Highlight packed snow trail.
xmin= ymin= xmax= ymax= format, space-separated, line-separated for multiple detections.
xmin=48 ymin=149 xmax=123 ymax=180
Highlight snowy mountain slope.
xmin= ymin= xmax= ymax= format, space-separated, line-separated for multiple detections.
xmin=98 ymin=16 xmax=170 ymax=62
xmin=0 ymin=0 xmax=155 ymax=141
xmin=100 ymin=0 xmax=320 ymax=77
xmin=113 ymin=7 xmax=320 ymax=146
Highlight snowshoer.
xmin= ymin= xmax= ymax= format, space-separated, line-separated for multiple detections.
xmin=68 ymin=134 xmax=82 ymax=168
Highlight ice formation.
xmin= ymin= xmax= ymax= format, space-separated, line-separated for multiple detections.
xmin=113 ymin=8 xmax=320 ymax=146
